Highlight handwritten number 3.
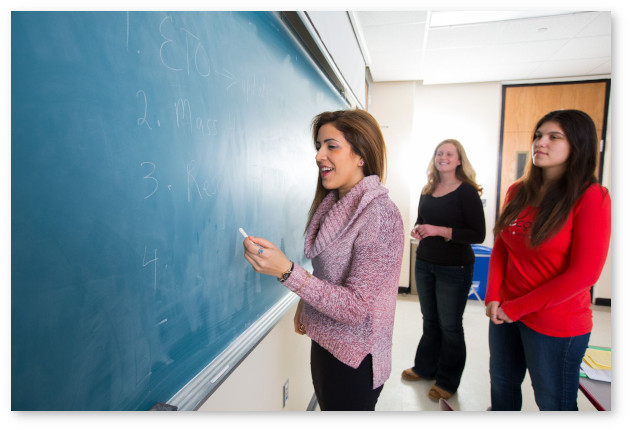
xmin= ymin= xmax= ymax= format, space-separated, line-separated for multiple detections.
xmin=141 ymin=162 xmax=158 ymax=199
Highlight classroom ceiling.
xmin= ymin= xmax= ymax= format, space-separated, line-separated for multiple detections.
xmin=350 ymin=11 xmax=611 ymax=85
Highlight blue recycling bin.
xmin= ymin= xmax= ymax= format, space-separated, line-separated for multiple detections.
xmin=469 ymin=245 xmax=492 ymax=300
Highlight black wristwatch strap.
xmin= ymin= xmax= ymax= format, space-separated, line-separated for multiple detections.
xmin=278 ymin=261 xmax=294 ymax=283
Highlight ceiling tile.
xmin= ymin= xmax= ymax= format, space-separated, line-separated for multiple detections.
xmin=363 ymin=22 xmax=426 ymax=53
xmin=553 ymin=35 xmax=612 ymax=60
xmin=426 ymin=24 xmax=504 ymax=49
xmin=589 ymin=59 xmax=612 ymax=75
xmin=576 ymin=12 xmax=611 ymax=37
xmin=356 ymin=11 xmax=427 ymax=27
xmin=349 ymin=10 xmax=611 ymax=84
xmin=490 ymin=39 xmax=568 ymax=63
xmin=529 ymin=58 xmax=613 ymax=78
xmin=495 ymin=12 xmax=597 ymax=43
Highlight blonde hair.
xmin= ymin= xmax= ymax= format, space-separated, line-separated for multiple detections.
xmin=422 ymin=139 xmax=483 ymax=195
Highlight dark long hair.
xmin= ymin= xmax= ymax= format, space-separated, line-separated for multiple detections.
xmin=494 ymin=109 xmax=598 ymax=246
xmin=305 ymin=109 xmax=387 ymax=232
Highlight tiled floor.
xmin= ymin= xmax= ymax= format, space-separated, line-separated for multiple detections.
xmin=376 ymin=293 xmax=611 ymax=411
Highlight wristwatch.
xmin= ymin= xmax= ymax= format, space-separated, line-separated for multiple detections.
xmin=278 ymin=261 xmax=294 ymax=283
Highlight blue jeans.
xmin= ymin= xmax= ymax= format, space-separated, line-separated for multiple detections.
xmin=413 ymin=259 xmax=473 ymax=393
xmin=489 ymin=321 xmax=590 ymax=410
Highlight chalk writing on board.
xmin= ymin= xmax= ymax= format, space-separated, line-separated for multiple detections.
xmin=136 ymin=90 xmax=153 ymax=130
xmin=141 ymin=162 xmax=158 ymax=199
xmin=159 ymin=17 xmax=182 ymax=73
xmin=197 ymin=118 xmax=218 ymax=137
xmin=143 ymin=246 xmax=158 ymax=290
xmin=187 ymin=160 xmax=202 ymax=202
xmin=173 ymin=97 xmax=219 ymax=137
xmin=181 ymin=28 xmax=211 ymax=77
xmin=242 ymin=75 xmax=270 ymax=103
xmin=174 ymin=98 xmax=193 ymax=133
xmin=159 ymin=16 xmax=212 ymax=78
xmin=203 ymin=176 xmax=219 ymax=197
xmin=216 ymin=69 xmax=238 ymax=91
xmin=141 ymin=160 xmax=221 ymax=201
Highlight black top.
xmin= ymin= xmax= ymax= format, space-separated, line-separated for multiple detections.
xmin=415 ymin=182 xmax=486 ymax=266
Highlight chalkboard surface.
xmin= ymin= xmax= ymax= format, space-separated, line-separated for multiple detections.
xmin=11 ymin=11 xmax=346 ymax=410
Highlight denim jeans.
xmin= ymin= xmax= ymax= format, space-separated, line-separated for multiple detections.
xmin=412 ymin=259 xmax=473 ymax=393
xmin=489 ymin=320 xmax=590 ymax=411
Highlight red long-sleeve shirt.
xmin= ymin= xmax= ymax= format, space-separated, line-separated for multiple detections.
xmin=485 ymin=183 xmax=611 ymax=337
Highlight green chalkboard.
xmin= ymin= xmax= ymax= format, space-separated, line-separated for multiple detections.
xmin=11 ymin=11 xmax=347 ymax=410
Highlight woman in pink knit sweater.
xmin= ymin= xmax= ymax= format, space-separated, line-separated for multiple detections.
xmin=243 ymin=109 xmax=405 ymax=410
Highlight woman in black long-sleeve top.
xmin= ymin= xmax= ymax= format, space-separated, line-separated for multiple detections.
xmin=401 ymin=139 xmax=486 ymax=402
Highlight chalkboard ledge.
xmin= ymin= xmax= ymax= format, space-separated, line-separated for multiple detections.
xmin=167 ymin=292 xmax=300 ymax=410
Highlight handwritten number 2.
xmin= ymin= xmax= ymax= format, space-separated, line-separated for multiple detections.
xmin=136 ymin=90 xmax=152 ymax=130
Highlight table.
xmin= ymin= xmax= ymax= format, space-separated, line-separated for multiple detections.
xmin=579 ymin=377 xmax=611 ymax=411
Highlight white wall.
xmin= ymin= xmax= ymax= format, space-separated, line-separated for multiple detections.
xmin=368 ymin=81 xmax=417 ymax=288
xmin=371 ymin=80 xmax=502 ymax=251
xmin=197 ymin=302 xmax=313 ymax=411
xmin=594 ymin=105 xmax=612 ymax=300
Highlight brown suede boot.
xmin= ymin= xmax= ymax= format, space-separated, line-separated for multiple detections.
xmin=401 ymin=368 xmax=423 ymax=381
xmin=428 ymin=385 xmax=453 ymax=401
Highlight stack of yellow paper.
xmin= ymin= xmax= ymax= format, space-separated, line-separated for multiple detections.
xmin=583 ymin=348 xmax=611 ymax=370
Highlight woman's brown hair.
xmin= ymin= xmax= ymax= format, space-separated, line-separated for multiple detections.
xmin=305 ymin=109 xmax=387 ymax=232
xmin=493 ymin=109 xmax=599 ymax=246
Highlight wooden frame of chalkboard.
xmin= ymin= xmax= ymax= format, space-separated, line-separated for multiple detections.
xmin=12 ymin=11 xmax=349 ymax=410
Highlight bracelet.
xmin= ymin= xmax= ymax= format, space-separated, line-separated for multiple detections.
xmin=294 ymin=272 xmax=311 ymax=293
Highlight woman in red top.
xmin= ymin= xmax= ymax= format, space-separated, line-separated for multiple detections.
xmin=485 ymin=109 xmax=611 ymax=410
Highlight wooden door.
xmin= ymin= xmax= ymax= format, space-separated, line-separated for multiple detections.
xmin=498 ymin=81 xmax=610 ymax=212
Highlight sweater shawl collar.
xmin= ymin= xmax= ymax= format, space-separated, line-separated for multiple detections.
xmin=304 ymin=175 xmax=388 ymax=259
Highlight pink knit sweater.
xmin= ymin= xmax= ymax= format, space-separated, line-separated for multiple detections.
xmin=284 ymin=175 xmax=404 ymax=388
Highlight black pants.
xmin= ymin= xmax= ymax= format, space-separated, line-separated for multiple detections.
xmin=310 ymin=340 xmax=383 ymax=411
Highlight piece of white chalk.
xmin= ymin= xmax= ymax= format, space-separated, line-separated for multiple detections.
xmin=239 ymin=227 xmax=263 ymax=251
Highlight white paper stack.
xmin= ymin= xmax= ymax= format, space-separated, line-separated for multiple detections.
xmin=581 ymin=348 xmax=611 ymax=382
